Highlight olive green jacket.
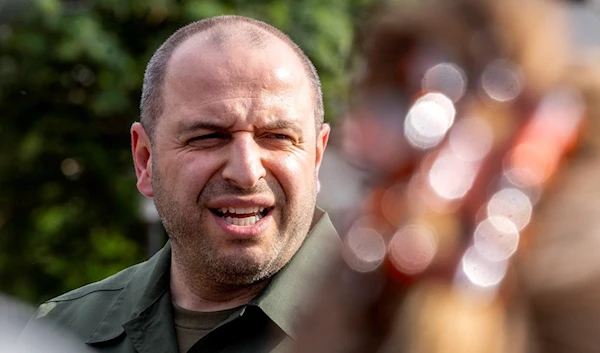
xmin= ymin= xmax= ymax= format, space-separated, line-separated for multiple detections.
xmin=21 ymin=210 xmax=340 ymax=353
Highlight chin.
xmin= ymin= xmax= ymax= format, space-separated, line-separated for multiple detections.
xmin=211 ymin=250 xmax=280 ymax=285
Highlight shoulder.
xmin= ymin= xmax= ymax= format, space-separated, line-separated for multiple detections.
xmin=38 ymin=262 xmax=144 ymax=321
xmin=49 ymin=262 xmax=143 ymax=303
xmin=28 ymin=261 xmax=146 ymax=341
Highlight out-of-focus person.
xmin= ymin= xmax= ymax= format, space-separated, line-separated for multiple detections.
xmin=2 ymin=293 xmax=91 ymax=352
xmin=296 ymin=0 xmax=600 ymax=352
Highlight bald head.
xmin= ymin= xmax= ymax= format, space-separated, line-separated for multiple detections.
xmin=140 ymin=15 xmax=323 ymax=139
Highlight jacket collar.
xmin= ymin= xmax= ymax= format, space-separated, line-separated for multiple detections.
xmin=250 ymin=209 xmax=341 ymax=339
xmin=86 ymin=241 xmax=174 ymax=347
xmin=86 ymin=209 xmax=340 ymax=345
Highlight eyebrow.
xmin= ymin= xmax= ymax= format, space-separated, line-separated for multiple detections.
xmin=177 ymin=120 xmax=233 ymax=135
xmin=259 ymin=120 xmax=304 ymax=137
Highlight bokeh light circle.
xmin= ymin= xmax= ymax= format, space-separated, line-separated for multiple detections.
xmin=388 ymin=224 xmax=437 ymax=275
xmin=473 ymin=217 xmax=520 ymax=261
xmin=404 ymin=93 xmax=456 ymax=149
xmin=461 ymin=246 xmax=508 ymax=287
xmin=421 ymin=63 xmax=468 ymax=102
xmin=343 ymin=226 xmax=387 ymax=273
xmin=428 ymin=151 xmax=477 ymax=200
xmin=481 ymin=59 xmax=522 ymax=102
xmin=487 ymin=188 xmax=532 ymax=231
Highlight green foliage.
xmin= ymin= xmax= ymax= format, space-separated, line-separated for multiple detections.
xmin=0 ymin=0 xmax=371 ymax=304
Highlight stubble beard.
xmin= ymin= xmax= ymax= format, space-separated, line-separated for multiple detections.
xmin=151 ymin=164 xmax=318 ymax=291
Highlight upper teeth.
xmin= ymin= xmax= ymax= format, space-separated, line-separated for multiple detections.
xmin=219 ymin=207 xmax=265 ymax=214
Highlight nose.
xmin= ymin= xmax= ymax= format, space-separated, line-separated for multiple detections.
xmin=221 ymin=134 xmax=267 ymax=189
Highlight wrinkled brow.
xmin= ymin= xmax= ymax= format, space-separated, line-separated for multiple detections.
xmin=259 ymin=120 xmax=304 ymax=137
xmin=177 ymin=121 xmax=233 ymax=135
xmin=177 ymin=119 xmax=304 ymax=136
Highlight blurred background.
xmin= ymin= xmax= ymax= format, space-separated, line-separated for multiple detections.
xmin=1 ymin=0 xmax=600 ymax=309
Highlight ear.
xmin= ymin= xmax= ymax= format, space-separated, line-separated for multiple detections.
xmin=315 ymin=123 xmax=331 ymax=193
xmin=131 ymin=122 xmax=154 ymax=197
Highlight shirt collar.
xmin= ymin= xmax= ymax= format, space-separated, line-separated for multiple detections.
xmin=86 ymin=241 xmax=173 ymax=345
xmin=250 ymin=208 xmax=341 ymax=340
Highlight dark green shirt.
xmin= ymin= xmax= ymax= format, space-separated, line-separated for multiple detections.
xmin=21 ymin=209 xmax=340 ymax=353
xmin=172 ymin=300 xmax=240 ymax=352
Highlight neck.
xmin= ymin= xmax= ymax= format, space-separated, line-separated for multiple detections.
xmin=169 ymin=257 xmax=270 ymax=312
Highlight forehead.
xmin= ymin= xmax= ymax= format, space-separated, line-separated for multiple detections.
xmin=159 ymin=27 xmax=314 ymax=129
xmin=166 ymin=26 xmax=309 ymax=94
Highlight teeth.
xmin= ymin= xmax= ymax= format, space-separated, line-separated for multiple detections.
xmin=232 ymin=207 xmax=263 ymax=214
xmin=223 ymin=214 xmax=263 ymax=226
xmin=217 ymin=206 xmax=269 ymax=217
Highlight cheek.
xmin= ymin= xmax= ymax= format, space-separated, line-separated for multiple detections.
xmin=159 ymin=152 xmax=221 ymax=196
xmin=265 ymin=152 xmax=316 ymax=193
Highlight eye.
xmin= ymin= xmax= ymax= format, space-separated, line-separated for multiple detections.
xmin=189 ymin=132 xmax=228 ymax=141
xmin=265 ymin=133 xmax=293 ymax=141
xmin=263 ymin=133 xmax=295 ymax=142
xmin=187 ymin=132 xmax=229 ymax=147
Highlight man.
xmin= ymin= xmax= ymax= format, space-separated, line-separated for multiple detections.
xmin=21 ymin=15 xmax=337 ymax=353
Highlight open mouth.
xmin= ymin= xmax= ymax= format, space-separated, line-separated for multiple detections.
xmin=210 ymin=206 xmax=272 ymax=226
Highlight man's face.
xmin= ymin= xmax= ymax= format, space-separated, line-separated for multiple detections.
xmin=132 ymin=33 xmax=329 ymax=286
